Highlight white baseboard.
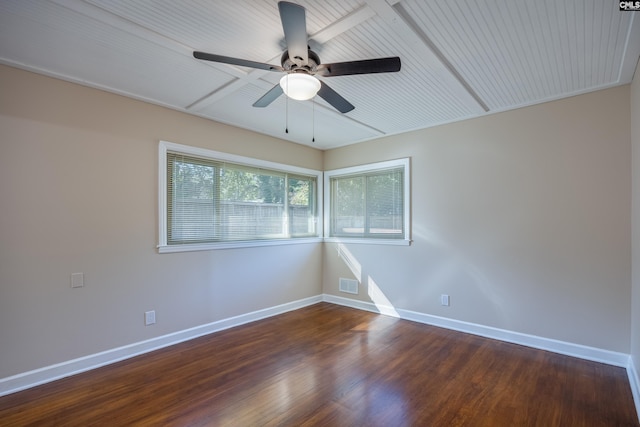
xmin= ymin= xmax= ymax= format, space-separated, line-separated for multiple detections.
xmin=629 ymin=357 xmax=640 ymax=421
xmin=0 ymin=295 xmax=322 ymax=397
xmin=322 ymin=294 xmax=630 ymax=367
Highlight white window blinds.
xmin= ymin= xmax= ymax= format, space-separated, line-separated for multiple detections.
xmin=165 ymin=149 xmax=318 ymax=247
xmin=325 ymin=158 xmax=410 ymax=243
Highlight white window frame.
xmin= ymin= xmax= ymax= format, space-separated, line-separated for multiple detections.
xmin=158 ymin=141 xmax=323 ymax=253
xmin=324 ymin=158 xmax=411 ymax=245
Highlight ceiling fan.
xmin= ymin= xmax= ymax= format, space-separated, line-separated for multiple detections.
xmin=193 ymin=1 xmax=401 ymax=113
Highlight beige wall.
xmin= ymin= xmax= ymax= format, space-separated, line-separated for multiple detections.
xmin=0 ymin=65 xmax=323 ymax=378
xmin=324 ymin=86 xmax=631 ymax=352
xmin=632 ymin=60 xmax=640 ymax=379
xmin=0 ymin=62 xmax=635 ymax=382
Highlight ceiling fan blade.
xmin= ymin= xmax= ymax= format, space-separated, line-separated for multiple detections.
xmin=253 ymin=84 xmax=284 ymax=108
xmin=193 ymin=51 xmax=284 ymax=72
xmin=278 ymin=1 xmax=308 ymax=66
xmin=316 ymin=57 xmax=401 ymax=77
xmin=317 ymin=81 xmax=354 ymax=113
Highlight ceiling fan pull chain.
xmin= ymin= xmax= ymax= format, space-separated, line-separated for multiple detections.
xmin=312 ymin=97 xmax=315 ymax=143
xmin=285 ymin=77 xmax=289 ymax=133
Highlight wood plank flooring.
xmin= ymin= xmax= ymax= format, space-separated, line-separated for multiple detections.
xmin=0 ymin=303 xmax=637 ymax=426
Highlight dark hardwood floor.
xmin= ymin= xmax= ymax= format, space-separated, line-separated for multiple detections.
xmin=0 ymin=303 xmax=637 ymax=426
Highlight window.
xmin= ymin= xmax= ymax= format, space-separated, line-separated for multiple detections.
xmin=159 ymin=141 xmax=322 ymax=252
xmin=324 ymin=158 xmax=410 ymax=244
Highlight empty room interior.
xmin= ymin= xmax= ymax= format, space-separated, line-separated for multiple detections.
xmin=1 ymin=0 xmax=640 ymax=425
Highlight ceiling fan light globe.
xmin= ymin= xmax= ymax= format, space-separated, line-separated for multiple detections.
xmin=280 ymin=74 xmax=320 ymax=101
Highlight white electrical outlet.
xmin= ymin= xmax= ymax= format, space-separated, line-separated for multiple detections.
xmin=70 ymin=273 xmax=84 ymax=288
xmin=441 ymin=294 xmax=450 ymax=306
xmin=144 ymin=310 xmax=156 ymax=325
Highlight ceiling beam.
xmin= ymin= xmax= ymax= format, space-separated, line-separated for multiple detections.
xmin=364 ymin=0 xmax=488 ymax=114
xmin=310 ymin=5 xmax=376 ymax=45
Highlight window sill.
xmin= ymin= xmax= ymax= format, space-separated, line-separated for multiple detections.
xmin=322 ymin=237 xmax=411 ymax=246
xmin=158 ymin=237 xmax=323 ymax=253
xmin=158 ymin=236 xmax=412 ymax=253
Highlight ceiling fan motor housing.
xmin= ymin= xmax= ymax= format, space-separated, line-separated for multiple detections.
xmin=281 ymin=49 xmax=320 ymax=74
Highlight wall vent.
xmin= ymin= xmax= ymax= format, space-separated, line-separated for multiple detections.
xmin=339 ymin=278 xmax=359 ymax=295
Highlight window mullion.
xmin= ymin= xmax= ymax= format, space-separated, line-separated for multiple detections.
xmin=213 ymin=164 xmax=221 ymax=240
xmin=283 ymin=174 xmax=290 ymax=237
xmin=363 ymin=176 xmax=370 ymax=237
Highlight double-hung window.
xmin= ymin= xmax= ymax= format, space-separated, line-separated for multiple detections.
xmin=324 ymin=158 xmax=410 ymax=244
xmin=159 ymin=141 xmax=322 ymax=252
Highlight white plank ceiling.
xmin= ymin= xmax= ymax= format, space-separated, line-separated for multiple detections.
xmin=0 ymin=0 xmax=638 ymax=149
